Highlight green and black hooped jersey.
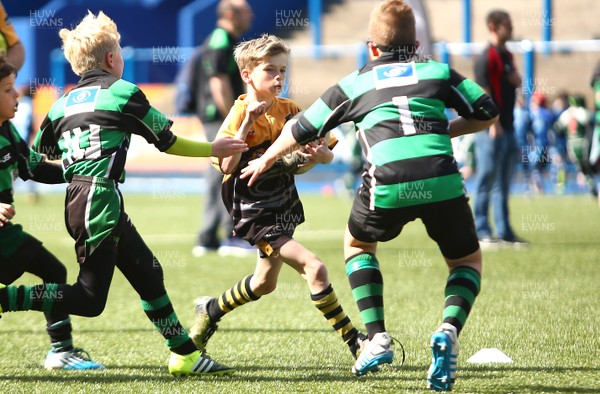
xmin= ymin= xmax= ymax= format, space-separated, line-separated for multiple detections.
xmin=292 ymin=54 xmax=498 ymax=210
xmin=0 ymin=121 xmax=44 ymax=204
xmin=34 ymin=69 xmax=177 ymax=183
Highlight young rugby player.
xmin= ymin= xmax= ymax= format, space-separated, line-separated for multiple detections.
xmin=0 ymin=11 xmax=246 ymax=376
xmin=241 ymin=1 xmax=499 ymax=390
xmin=0 ymin=53 xmax=103 ymax=370
xmin=190 ymin=34 xmax=366 ymax=361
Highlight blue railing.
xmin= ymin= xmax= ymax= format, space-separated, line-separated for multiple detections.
xmin=49 ymin=39 xmax=600 ymax=107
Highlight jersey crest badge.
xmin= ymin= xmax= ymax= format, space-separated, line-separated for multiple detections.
xmin=373 ymin=62 xmax=418 ymax=89
xmin=64 ymin=86 xmax=101 ymax=117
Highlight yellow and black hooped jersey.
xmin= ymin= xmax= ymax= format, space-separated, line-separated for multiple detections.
xmin=217 ymin=96 xmax=303 ymax=245
xmin=291 ymin=54 xmax=499 ymax=210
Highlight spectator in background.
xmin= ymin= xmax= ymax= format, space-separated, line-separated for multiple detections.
xmin=513 ymin=94 xmax=532 ymax=192
xmin=550 ymin=91 xmax=570 ymax=193
xmin=192 ymin=0 xmax=255 ymax=258
xmin=528 ymin=91 xmax=554 ymax=194
xmin=473 ymin=9 xmax=526 ymax=247
xmin=555 ymin=94 xmax=597 ymax=203
xmin=0 ymin=1 xmax=25 ymax=70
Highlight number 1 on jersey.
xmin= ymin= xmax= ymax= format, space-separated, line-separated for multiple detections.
xmin=392 ymin=96 xmax=417 ymax=136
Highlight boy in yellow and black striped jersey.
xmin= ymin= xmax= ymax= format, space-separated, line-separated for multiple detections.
xmin=190 ymin=34 xmax=366 ymax=361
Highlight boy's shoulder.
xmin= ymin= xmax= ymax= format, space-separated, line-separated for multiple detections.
xmin=272 ymin=97 xmax=301 ymax=118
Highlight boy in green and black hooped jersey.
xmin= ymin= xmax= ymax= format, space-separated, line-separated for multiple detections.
xmin=0 ymin=11 xmax=247 ymax=376
xmin=0 ymin=54 xmax=104 ymax=370
xmin=242 ymin=1 xmax=498 ymax=390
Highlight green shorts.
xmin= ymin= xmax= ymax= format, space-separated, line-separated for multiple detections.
xmin=65 ymin=175 xmax=125 ymax=263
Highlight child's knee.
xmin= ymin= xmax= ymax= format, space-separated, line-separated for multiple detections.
xmin=79 ymin=289 xmax=109 ymax=317
xmin=84 ymin=298 xmax=107 ymax=317
xmin=43 ymin=263 xmax=67 ymax=284
xmin=304 ymin=258 xmax=328 ymax=282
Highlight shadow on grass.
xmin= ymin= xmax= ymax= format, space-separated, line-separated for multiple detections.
xmin=462 ymin=364 xmax=599 ymax=373
xmin=0 ymin=364 xmax=597 ymax=392
xmin=0 ymin=327 xmax=339 ymax=334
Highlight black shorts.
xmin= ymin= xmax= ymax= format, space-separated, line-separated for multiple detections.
xmin=347 ymin=193 xmax=479 ymax=259
xmin=256 ymin=229 xmax=294 ymax=258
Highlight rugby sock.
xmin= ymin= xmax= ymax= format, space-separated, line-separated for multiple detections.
xmin=141 ymin=294 xmax=197 ymax=355
xmin=46 ymin=317 xmax=74 ymax=352
xmin=0 ymin=284 xmax=59 ymax=313
xmin=442 ymin=266 xmax=481 ymax=335
xmin=311 ymin=284 xmax=360 ymax=350
xmin=207 ymin=275 xmax=260 ymax=321
xmin=345 ymin=253 xmax=385 ymax=339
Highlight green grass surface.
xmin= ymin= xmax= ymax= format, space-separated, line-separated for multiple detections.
xmin=1 ymin=191 xmax=599 ymax=393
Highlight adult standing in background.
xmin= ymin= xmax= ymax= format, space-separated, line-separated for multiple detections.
xmin=192 ymin=0 xmax=255 ymax=257
xmin=0 ymin=1 xmax=25 ymax=70
xmin=473 ymin=9 xmax=526 ymax=247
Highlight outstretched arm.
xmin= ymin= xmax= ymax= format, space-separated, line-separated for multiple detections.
xmin=31 ymin=158 xmax=65 ymax=184
xmin=449 ymin=115 xmax=499 ymax=138
xmin=165 ymin=135 xmax=247 ymax=158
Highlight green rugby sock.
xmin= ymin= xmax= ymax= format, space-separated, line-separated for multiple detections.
xmin=442 ymin=266 xmax=481 ymax=334
xmin=345 ymin=253 xmax=385 ymax=339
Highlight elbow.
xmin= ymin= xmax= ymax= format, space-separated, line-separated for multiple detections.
xmin=218 ymin=161 xmax=237 ymax=175
xmin=322 ymin=152 xmax=334 ymax=165
xmin=220 ymin=166 xmax=234 ymax=175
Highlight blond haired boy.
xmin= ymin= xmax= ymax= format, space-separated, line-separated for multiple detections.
xmin=190 ymin=34 xmax=366 ymax=361
xmin=0 ymin=11 xmax=247 ymax=376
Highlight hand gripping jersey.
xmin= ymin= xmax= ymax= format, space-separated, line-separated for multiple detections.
xmin=291 ymin=55 xmax=498 ymax=211
xmin=34 ymin=69 xmax=177 ymax=183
